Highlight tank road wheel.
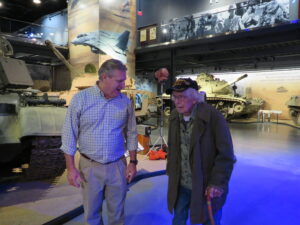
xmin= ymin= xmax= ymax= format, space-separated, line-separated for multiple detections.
xmin=216 ymin=101 xmax=224 ymax=110
xmin=219 ymin=108 xmax=229 ymax=120
xmin=164 ymin=107 xmax=171 ymax=117
xmin=290 ymin=110 xmax=300 ymax=125
xmin=25 ymin=136 xmax=66 ymax=180
xmin=157 ymin=97 xmax=163 ymax=107
xmin=233 ymin=102 xmax=244 ymax=113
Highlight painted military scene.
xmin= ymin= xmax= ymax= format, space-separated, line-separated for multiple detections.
xmin=164 ymin=0 xmax=289 ymax=42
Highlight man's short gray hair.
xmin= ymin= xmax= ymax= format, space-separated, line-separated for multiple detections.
xmin=184 ymin=88 xmax=206 ymax=103
xmin=98 ymin=59 xmax=127 ymax=80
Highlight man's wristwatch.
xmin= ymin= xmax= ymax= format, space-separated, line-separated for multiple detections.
xmin=129 ymin=159 xmax=138 ymax=165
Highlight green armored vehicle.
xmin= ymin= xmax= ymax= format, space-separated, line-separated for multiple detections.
xmin=0 ymin=36 xmax=67 ymax=179
xmin=196 ymin=73 xmax=264 ymax=119
xmin=286 ymin=96 xmax=300 ymax=125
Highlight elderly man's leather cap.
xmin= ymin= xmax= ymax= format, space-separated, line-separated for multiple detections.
xmin=166 ymin=78 xmax=199 ymax=94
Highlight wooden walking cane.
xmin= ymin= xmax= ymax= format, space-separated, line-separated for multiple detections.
xmin=207 ymin=195 xmax=215 ymax=225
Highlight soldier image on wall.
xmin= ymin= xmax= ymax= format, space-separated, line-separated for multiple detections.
xmin=223 ymin=4 xmax=245 ymax=32
xmin=184 ymin=15 xmax=195 ymax=39
xmin=241 ymin=2 xmax=260 ymax=28
xmin=196 ymin=15 xmax=206 ymax=37
xmin=161 ymin=0 xmax=289 ymax=42
xmin=259 ymin=0 xmax=289 ymax=26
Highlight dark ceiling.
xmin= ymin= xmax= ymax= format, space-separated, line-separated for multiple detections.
xmin=0 ymin=0 xmax=67 ymax=24
xmin=1 ymin=1 xmax=300 ymax=75
xmin=0 ymin=1 xmax=68 ymax=66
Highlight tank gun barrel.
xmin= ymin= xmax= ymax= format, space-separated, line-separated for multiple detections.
xmin=215 ymin=74 xmax=248 ymax=92
xmin=44 ymin=40 xmax=82 ymax=78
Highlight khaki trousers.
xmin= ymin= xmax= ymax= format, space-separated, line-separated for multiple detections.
xmin=79 ymin=156 xmax=127 ymax=225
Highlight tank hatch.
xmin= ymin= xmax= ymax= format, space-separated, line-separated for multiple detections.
xmin=0 ymin=57 xmax=33 ymax=89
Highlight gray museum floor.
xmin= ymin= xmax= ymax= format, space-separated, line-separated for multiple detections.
xmin=0 ymin=118 xmax=299 ymax=225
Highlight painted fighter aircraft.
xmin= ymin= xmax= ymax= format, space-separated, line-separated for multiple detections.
xmin=71 ymin=30 xmax=130 ymax=63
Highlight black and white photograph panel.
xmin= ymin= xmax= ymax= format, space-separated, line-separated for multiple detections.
xmin=162 ymin=0 xmax=289 ymax=42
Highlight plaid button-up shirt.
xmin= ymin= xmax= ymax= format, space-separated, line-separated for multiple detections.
xmin=60 ymin=85 xmax=138 ymax=163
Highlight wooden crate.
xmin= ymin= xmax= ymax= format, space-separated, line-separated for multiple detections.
xmin=138 ymin=134 xmax=150 ymax=155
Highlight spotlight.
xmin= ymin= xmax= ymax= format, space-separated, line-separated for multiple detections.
xmin=33 ymin=0 xmax=41 ymax=4
xmin=0 ymin=2 xmax=3 ymax=7
xmin=162 ymin=28 xmax=168 ymax=34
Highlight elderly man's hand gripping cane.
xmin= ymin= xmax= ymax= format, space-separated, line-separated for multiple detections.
xmin=205 ymin=186 xmax=224 ymax=225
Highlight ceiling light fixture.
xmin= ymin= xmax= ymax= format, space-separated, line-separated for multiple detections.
xmin=137 ymin=0 xmax=142 ymax=16
xmin=33 ymin=0 xmax=41 ymax=4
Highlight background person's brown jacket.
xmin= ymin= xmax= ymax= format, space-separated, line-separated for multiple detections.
xmin=167 ymin=102 xmax=236 ymax=224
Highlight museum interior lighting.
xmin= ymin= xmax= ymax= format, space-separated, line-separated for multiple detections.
xmin=33 ymin=0 xmax=41 ymax=4
xmin=137 ymin=0 xmax=142 ymax=16
xmin=79 ymin=3 xmax=86 ymax=9
xmin=102 ymin=0 xmax=116 ymax=7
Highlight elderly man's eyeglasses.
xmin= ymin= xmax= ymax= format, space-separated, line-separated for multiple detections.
xmin=171 ymin=94 xmax=188 ymax=101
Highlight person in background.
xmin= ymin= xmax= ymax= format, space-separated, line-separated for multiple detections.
xmin=223 ymin=4 xmax=245 ymax=32
xmin=166 ymin=78 xmax=236 ymax=225
xmin=61 ymin=59 xmax=138 ymax=225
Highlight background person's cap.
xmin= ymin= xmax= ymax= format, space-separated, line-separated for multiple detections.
xmin=166 ymin=78 xmax=199 ymax=94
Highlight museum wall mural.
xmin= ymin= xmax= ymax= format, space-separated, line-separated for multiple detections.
xmin=68 ymin=0 xmax=136 ymax=91
xmin=160 ymin=0 xmax=289 ymax=42
xmin=135 ymin=75 xmax=157 ymax=93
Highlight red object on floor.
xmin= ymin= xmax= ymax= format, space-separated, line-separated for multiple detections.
xmin=157 ymin=149 xmax=167 ymax=160
xmin=149 ymin=150 xmax=160 ymax=160
xmin=148 ymin=149 xmax=167 ymax=160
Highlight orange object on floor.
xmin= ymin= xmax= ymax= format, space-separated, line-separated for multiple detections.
xmin=149 ymin=150 xmax=160 ymax=160
xmin=148 ymin=149 xmax=167 ymax=160
xmin=157 ymin=149 xmax=167 ymax=159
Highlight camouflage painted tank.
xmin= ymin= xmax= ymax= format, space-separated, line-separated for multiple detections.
xmin=196 ymin=73 xmax=264 ymax=119
xmin=286 ymin=95 xmax=300 ymax=125
xmin=0 ymin=36 xmax=67 ymax=179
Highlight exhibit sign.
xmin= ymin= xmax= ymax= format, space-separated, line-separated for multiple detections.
xmin=138 ymin=24 xmax=157 ymax=45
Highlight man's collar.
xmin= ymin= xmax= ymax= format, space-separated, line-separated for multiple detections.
xmin=170 ymin=102 xmax=211 ymax=123
xmin=93 ymin=83 xmax=123 ymax=99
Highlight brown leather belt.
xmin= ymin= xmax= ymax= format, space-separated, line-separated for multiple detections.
xmin=80 ymin=153 xmax=96 ymax=162
xmin=80 ymin=153 xmax=125 ymax=164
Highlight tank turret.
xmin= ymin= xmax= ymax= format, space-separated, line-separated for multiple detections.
xmin=196 ymin=73 xmax=263 ymax=119
xmin=213 ymin=74 xmax=248 ymax=93
xmin=286 ymin=95 xmax=300 ymax=125
xmin=0 ymin=36 xmax=67 ymax=179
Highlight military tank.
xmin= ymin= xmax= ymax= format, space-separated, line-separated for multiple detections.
xmin=196 ymin=73 xmax=264 ymax=119
xmin=0 ymin=36 xmax=67 ymax=179
xmin=286 ymin=95 xmax=300 ymax=125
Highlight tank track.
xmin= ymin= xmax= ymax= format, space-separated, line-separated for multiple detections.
xmin=207 ymin=98 xmax=247 ymax=119
xmin=207 ymin=97 xmax=246 ymax=104
xmin=25 ymin=136 xmax=66 ymax=180
xmin=289 ymin=107 xmax=300 ymax=125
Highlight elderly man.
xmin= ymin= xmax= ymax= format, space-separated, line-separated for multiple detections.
xmin=61 ymin=59 xmax=138 ymax=225
xmin=166 ymin=78 xmax=236 ymax=225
